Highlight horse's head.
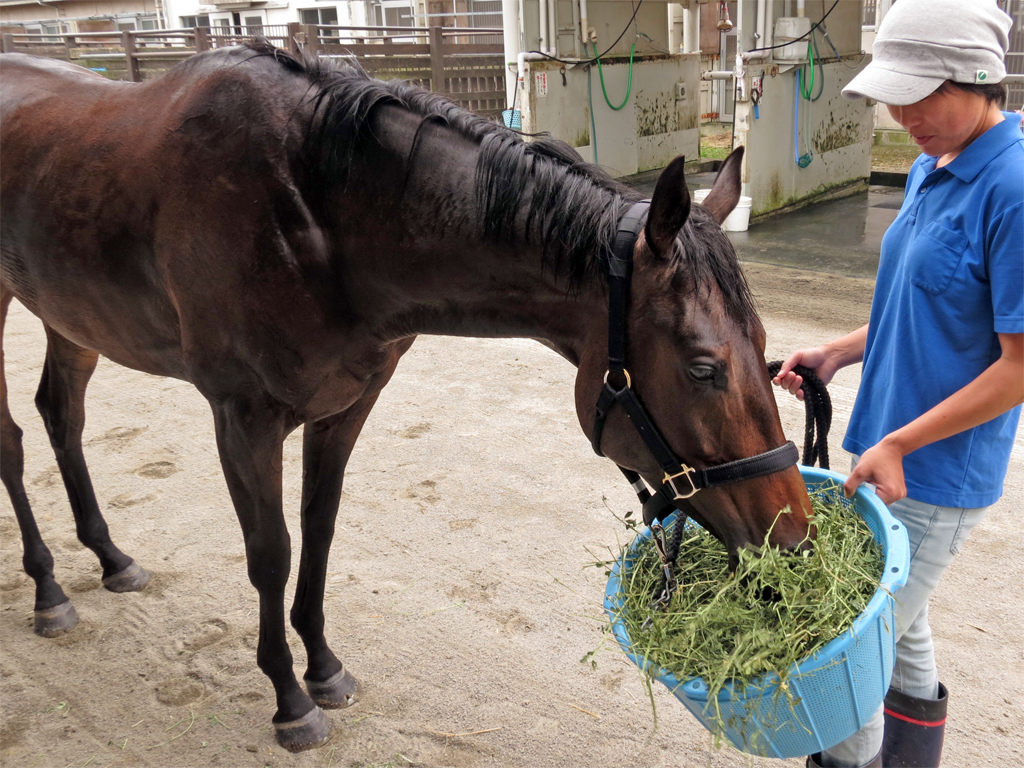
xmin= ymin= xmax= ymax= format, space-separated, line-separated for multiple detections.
xmin=575 ymin=148 xmax=813 ymax=557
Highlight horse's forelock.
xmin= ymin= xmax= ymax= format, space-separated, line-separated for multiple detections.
xmin=675 ymin=207 xmax=759 ymax=328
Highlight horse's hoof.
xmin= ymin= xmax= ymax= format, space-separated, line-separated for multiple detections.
xmin=274 ymin=706 xmax=330 ymax=752
xmin=304 ymin=667 xmax=358 ymax=709
xmin=102 ymin=560 xmax=150 ymax=593
xmin=34 ymin=600 xmax=79 ymax=637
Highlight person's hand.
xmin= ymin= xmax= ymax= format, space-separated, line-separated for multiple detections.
xmin=771 ymin=346 xmax=839 ymax=401
xmin=844 ymin=438 xmax=907 ymax=504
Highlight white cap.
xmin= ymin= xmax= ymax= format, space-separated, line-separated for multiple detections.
xmin=843 ymin=0 xmax=1013 ymax=106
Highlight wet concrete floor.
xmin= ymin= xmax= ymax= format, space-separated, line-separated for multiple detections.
xmin=625 ymin=170 xmax=906 ymax=280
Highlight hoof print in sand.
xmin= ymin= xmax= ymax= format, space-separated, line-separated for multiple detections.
xmin=156 ymin=676 xmax=205 ymax=706
xmin=134 ymin=461 xmax=179 ymax=479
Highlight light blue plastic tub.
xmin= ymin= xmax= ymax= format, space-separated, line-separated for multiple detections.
xmin=604 ymin=466 xmax=910 ymax=759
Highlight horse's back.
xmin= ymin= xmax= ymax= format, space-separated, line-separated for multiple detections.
xmin=0 ymin=54 xmax=109 ymax=114
xmin=0 ymin=48 xmax=317 ymax=379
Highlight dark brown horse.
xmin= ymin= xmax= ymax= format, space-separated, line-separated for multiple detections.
xmin=0 ymin=44 xmax=811 ymax=750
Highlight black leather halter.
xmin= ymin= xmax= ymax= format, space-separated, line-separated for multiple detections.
xmin=592 ymin=200 xmax=799 ymax=529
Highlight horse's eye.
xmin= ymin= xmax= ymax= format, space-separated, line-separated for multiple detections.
xmin=689 ymin=364 xmax=717 ymax=383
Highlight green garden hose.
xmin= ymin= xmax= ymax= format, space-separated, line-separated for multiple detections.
xmin=592 ymin=40 xmax=636 ymax=111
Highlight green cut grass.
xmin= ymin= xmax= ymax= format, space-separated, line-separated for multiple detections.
xmin=611 ymin=482 xmax=884 ymax=739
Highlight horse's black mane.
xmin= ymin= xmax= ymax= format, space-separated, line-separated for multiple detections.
xmin=243 ymin=42 xmax=756 ymax=323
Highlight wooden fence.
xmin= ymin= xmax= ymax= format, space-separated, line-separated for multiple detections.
xmin=0 ymin=24 xmax=506 ymax=118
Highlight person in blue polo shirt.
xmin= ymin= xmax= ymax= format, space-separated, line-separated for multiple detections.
xmin=773 ymin=2 xmax=1022 ymax=767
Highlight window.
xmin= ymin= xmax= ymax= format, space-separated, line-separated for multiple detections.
xmin=38 ymin=21 xmax=62 ymax=41
xmin=140 ymin=18 xmax=159 ymax=31
xmin=299 ymin=7 xmax=338 ymax=26
xmin=180 ymin=15 xmax=211 ymax=28
xmin=373 ymin=2 xmax=413 ymax=27
xmin=243 ymin=15 xmax=264 ymax=34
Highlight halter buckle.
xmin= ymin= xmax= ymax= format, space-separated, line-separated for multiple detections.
xmin=664 ymin=465 xmax=699 ymax=500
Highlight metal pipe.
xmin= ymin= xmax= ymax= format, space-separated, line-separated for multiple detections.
xmin=538 ymin=0 xmax=549 ymax=54
xmin=35 ymin=0 xmax=62 ymax=23
xmin=503 ymin=0 xmax=521 ymax=105
xmin=683 ymin=2 xmax=699 ymax=52
xmin=756 ymin=0 xmax=766 ymax=44
xmin=517 ymin=50 xmax=546 ymax=81
xmin=547 ymin=0 xmax=556 ymax=55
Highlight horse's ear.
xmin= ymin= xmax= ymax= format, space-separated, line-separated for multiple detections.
xmin=645 ymin=155 xmax=691 ymax=259
xmin=700 ymin=146 xmax=744 ymax=226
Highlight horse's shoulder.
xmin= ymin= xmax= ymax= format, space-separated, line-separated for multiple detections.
xmin=160 ymin=45 xmax=307 ymax=92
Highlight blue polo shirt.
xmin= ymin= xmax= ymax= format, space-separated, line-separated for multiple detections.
xmin=844 ymin=112 xmax=1023 ymax=508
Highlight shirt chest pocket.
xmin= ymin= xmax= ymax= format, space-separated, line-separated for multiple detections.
xmin=905 ymin=221 xmax=970 ymax=294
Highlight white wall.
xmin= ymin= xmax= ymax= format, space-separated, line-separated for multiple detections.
xmin=519 ymin=54 xmax=702 ymax=176
xmin=734 ymin=60 xmax=873 ymax=217
xmin=162 ymin=1 xmax=365 ymax=30
xmin=1 ymin=0 xmax=157 ymax=26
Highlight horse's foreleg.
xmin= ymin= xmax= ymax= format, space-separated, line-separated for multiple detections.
xmin=211 ymin=397 xmax=328 ymax=752
xmin=291 ymin=395 xmax=382 ymax=709
xmin=35 ymin=326 xmax=149 ymax=591
xmin=0 ymin=291 xmax=78 ymax=635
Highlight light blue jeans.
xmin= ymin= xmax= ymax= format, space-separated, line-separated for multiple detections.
xmin=820 ymin=465 xmax=989 ymax=767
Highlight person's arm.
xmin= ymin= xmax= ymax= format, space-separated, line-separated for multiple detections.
xmin=772 ymin=324 xmax=869 ymax=401
xmin=846 ymin=333 xmax=1024 ymax=502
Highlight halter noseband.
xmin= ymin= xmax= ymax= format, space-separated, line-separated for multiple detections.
xmin=592 ymin=200 xmax=799 ymax=530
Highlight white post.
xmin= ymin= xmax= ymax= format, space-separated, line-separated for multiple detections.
xmin=684 ymin=2 xmax=699 ymax=52
xmin=502 ymin=0 xmax=521 ymax=107
xmin=547 ymin=0 xmax=556 ymax=55
xmin=877 ymin=0 xmax=893 ymax=26
xmin=539 ymin=0 xmax=549 ymax=54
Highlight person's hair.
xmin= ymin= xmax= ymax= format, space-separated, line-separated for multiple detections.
xmin=936 ymin=80 xmax=1008 ymax=108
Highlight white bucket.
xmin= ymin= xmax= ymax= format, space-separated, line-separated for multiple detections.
xmin=693 ymin=188 xmax=712 ymax=205
xmin=694 ymin=190 xmax=752 ymax=232
xmin=723 ymin=195 xmax=752 ymax=232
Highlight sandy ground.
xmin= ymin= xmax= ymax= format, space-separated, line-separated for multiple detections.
xmin=1 ymin=263 xmax=1021 ymax=768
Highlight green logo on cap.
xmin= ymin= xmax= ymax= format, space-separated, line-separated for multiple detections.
xmin=976 ymin=70 xmax=989 ymax=83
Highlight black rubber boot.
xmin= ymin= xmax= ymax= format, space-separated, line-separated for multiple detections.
xmin=881 ymin=682 xmax=948 ymax=767
xmin=806 ymin=750 xmax=882 ymax=768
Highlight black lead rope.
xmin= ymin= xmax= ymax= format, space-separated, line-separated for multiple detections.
xmin=766 ymin=361 xmax=832 ymax=471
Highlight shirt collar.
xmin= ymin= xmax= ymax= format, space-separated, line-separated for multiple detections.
xmin=942 ymin=111 xmax=1024 ymax=183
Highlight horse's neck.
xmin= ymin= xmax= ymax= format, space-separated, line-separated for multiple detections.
xmin=329 ymin=113 xmax=607 ymax=359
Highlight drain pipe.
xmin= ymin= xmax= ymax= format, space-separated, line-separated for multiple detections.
xmin=503 ymin=0 xmax=521 ymax=106
xmin=538 ymin=0 xmax=549 ymax=55
xmin=547 ymin=0 xmax=557 ymax=55
xmin=579 ymin=0 xmax=591 ymax=44
xmin=683 ymin=2 xmax=699 ymax=52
